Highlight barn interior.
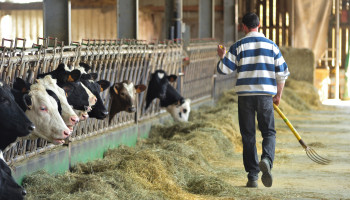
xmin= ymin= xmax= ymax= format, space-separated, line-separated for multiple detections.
xmin=0 ymin=0 xmax=350 ymax=199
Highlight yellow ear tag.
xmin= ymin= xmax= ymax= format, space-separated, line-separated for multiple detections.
xmin=100 ymin=87 xmax=104 ymax=92
xmin=67 ymin=75 xmax=74 ymax=82
xmin=136 ymin=88 xmax=141 ymax=93
xmin=113 ymin=87 xmax=119 ymax=94
xmin=65 ymin=92 xmax=68 ymax=97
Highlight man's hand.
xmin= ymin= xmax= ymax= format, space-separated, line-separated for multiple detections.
xmin=217 ymin=45 xmax=226 ymax=59
xmin=273 ymin=82 xmax=285 ymax=106
xmin=273 ymin=95 xmax=281 ymax=106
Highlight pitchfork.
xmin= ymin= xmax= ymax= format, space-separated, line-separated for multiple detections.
xmin=273 ymin=104 xmax=331 ymax=165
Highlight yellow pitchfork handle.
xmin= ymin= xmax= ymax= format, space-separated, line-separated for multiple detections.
xmin=273 ymin=104 xmax=307 ymax=149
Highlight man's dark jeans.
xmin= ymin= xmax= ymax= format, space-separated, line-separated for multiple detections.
xmin=238 ymin=95 xmax=276 ymax=181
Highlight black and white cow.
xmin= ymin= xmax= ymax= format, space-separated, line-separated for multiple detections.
xmin=0 ymin=154 xmax=26 ymax=200
xmin=109 ymin=80 xmax=147 ymax=124
xmin=145 ymin=69 xmax=191 ymax=122
xmin=74 ymin=63 xmax=111 ymax=120
xmin=0 ymin=80 xmax=34 ymax=151
xmin=11 ymin=80 xmax=70 ymax=145
xmin=37 ymin=64 xmax=96 ymax=121
xmin=35 ymin=76 xmax=80 ymax=131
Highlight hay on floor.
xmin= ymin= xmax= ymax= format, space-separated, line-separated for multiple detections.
xmin=22 ymin=78 xmax=324 ymax=200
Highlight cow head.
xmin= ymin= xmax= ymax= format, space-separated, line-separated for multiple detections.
xmin=0 ymin=156 xmax=26 ymax=200
xmin=109 ymin=80 xmax=146 ymax=124
xmin=79 ymin=71 xmax=111 ymax=120
xmin=145 ymin=69 xmax=177 ymax=110
xmin=0 ymin=80 xmax=34 ymax=150
xmin=145 ymin=70 xmax=191 ymax=122
xmin=36 ymin=75 xmax=79 ymax=131
xmin=24 ymin=82 xmax=71 ymax=145
xmin=165 ymin=98 xmax=191 ymax=122
xmin=38 ymin=63 xmax=96 ymax=121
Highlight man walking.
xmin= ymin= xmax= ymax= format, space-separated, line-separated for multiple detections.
xmin=217 ymin=12 xmax=289 ymax=188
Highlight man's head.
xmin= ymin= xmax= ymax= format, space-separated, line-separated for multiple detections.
xmin=242 ymin=12 xmax=260 ymax=31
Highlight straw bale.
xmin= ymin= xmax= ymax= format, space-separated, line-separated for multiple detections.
xmin=280 ymin=47 xmax=315 ymax=84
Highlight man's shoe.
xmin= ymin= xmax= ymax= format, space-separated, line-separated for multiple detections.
xmin=259 ymin=159 xmax=273 ymax=187
xmin=246 ymin=180 xmax=258 ymax=188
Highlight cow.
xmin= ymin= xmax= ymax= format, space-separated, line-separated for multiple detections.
xmin=145 ymin=69 xmax=191 ymax=122
xmin=37 ymin=64 xmax=97 ymax=121
xmin=35 ymin=75 xmax=80 ymax=131
xmin=0 ymin=153 xmax=26 ymax=200
xmin=0 ymin=80 xmax=34 ymax=151
xmin=165 ymin=98 xmax=191 ymax=122
xmin=109 ymin=80 xmax=146 ymax=124
xmin=71 ymin=63 xmax=111 ymax=120
xmin=12 ymin=81 xmax=71 ymax=145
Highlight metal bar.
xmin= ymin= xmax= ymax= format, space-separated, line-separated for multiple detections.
xmin=199 ymin=0 xmax=213 ymax=38
xmin=336 ymin=0 xmax=340 ymax=99
xmin=43 ymin=0 xmax=71 ymax=44
xmin=117 ymin=0 xmax=138 ymax=39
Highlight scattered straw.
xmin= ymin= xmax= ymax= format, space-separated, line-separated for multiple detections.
xmin=23 ymin=77 xmax=324 ymax=200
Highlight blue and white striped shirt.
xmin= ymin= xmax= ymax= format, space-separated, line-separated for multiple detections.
xmin=217 ymin=31 xmax=289 ymax=96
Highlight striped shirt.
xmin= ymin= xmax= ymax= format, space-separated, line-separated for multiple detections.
xmin=217 ymin=31 xmax=289 ymax=96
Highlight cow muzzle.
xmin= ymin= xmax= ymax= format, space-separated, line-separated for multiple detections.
xmin=127 ymin=107 xmax=136 ymax=112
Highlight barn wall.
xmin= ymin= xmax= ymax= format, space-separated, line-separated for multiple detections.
xmin=0 ymin=10 xmax=43 ymax=47
xmin=71 ymin=8 xmax=117 ymax=42
xmin=0 ymin=8 xmax=118 ymax=45
xmin=138 ymin=8 xmax=163 ymax=41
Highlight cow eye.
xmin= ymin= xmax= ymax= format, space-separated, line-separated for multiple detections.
xmin=40 ymin=106 xmax=48 ymax=111
xmin=183 ymin=109 xmax=187 ymax=113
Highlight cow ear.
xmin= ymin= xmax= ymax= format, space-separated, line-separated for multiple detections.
xmin=23 ymin=94 xmax=33 ymax=110
xmin=79 ymin=62 xmax=92 ymax=73
xmin=67 ymin=70 xmax=81 ymax=82
xmin=55 ymin=63 xmax=66 ymax=73
xmin=135 ymin=84 xmax=147 ymax=93
xmin=111 ymin=83 xmax=120 ymax=95
xmin=167 ymin=75 xmax=177 ymax=82
xmin=89 ymin=73 xmax=98 ymax=80
xmin=13 ymin=78 xmax=28 ymax=93
xmin=97 ymin=80 xmax=110 ymax=92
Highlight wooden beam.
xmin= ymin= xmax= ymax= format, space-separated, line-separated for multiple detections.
xmin=0 ymin=2 xmax=42 ymax=10
xmin=139 ymin=5 xmax=223 ymax=12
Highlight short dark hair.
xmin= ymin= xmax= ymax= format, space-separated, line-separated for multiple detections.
xmin=242 ymin=12 xmax=260 ymax=29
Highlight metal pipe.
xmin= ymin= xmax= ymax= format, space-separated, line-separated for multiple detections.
xmin=335 ymin=0 xmax=340 ymax=99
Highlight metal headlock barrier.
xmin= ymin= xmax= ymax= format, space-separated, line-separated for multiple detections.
xmin=0 ymin=37 xmax=235 ymax=165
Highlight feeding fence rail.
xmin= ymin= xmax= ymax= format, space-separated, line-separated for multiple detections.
xmin=0 ymin=37 xmax=234 ymax=165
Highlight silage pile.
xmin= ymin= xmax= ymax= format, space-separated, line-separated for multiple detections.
xmin=22 ymin=79 xmax=323 ymax=200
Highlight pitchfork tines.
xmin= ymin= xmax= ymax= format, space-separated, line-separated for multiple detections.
xmin=299 ymin=140 xmax=331 ymax=165
xmin=273 ymin=104 xmax=331 ymax=165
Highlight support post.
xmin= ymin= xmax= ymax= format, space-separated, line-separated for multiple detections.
xmin=165 ymin=0 xmax=182 ymax=40
xmin=335 ymin=0 xmax=340 ymax=99
xmin=223 ymin=0 xmax=235 ymax=43
xmin=43 ymin=0 xmax=71 ymax=44
xmin=199 ymin=0 xmax=214 ymax=38
xmin=117 ymin=0 xmax=138 ymax=39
